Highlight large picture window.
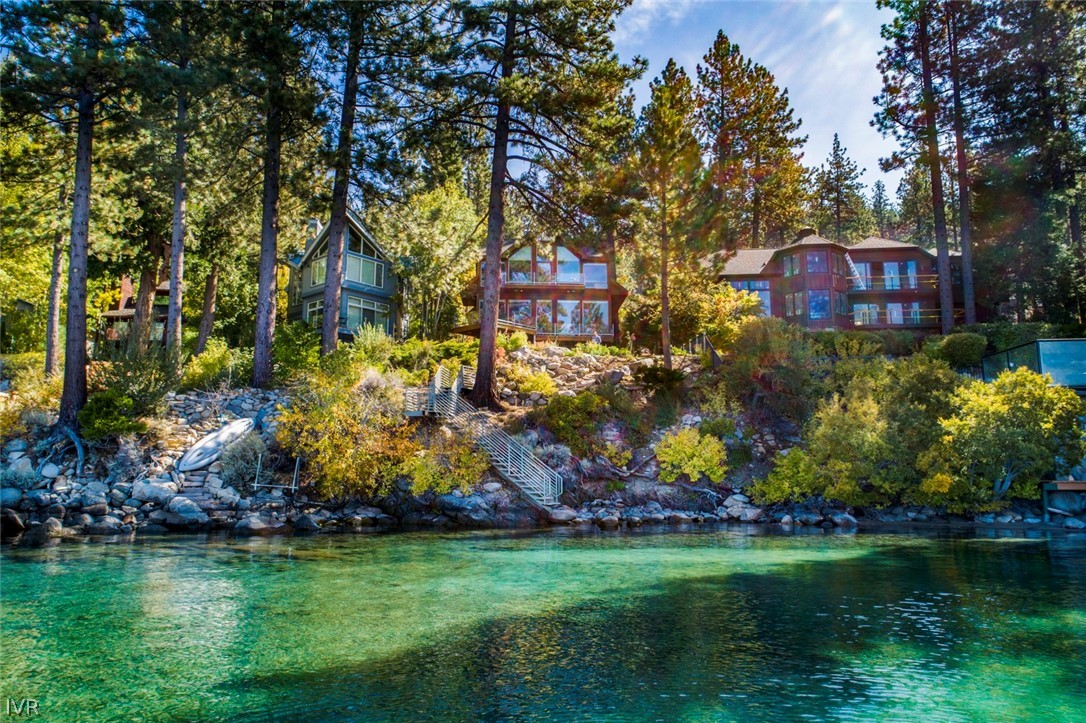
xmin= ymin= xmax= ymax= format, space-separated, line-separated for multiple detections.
xmin=884 ymin=262 xmax=901 ymax=290
xmin=853 ymin=303 xmax=879 ymax=326
xmin=852 ymin=262 xmax=871 ymax=288
xmin=556 ymin=300 xmax=579 ymax=333
xmin=807 ymin=251 xmax=828 ymax=274
xmin=886 ymin=302 xmax=904 ymax=325
xmin=345 ymin=254 xmax=384 ymax=288
xmin=536 ymin=300 xmax=553 ymax=332
xmin=306 ymin=299 xmax=323 ymax=326
xmin=507 ymin=247 xmax=532 ymax=282
xmin=508 ymin=300 xmax=532 ymax=326
xmin=582 ymin=301 xmax=608 ymax=335
xmin=783 ymin=255 xmax=799 ymax=277
xmin=346 ymin=295 xmax=390 ymax=333
xmin=583 ymin=263 xmax=607 ymax=289
xmin=557 ymin=247 xmax=580 ymax=283
xmin=808 ymin=290 xmax=830 ymax=320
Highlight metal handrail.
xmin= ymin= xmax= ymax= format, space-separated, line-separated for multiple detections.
xmin=408 ymin=364 xmax=563 ymax=506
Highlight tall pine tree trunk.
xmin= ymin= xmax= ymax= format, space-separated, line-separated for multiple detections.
xmin=195 ymin=262 xmax=219 ymax=354
xmin=660 ymin=209 xmax=672 ymax=370
xmin=58 ymin=16 xmax=98 ymax=429
xmin=251 ymin=2 xmax=285 ymax=388
xmin=751 ymin=153 xmax=762 ymax=245
xmin=45 ymin=184 xmax=66 ymax=377
xmin=321 ymin=7 xmax=362 ymax=356
xmin=948 ymin=6 xmax=976 ymax=323
xmin=167 ymin=17 xmax=189 ymax=351
xmin=470 ymin=8 xmax=516 ymax=409
xmin=919 ymin=0 xmax=955 ymax=333
xmin=167 ymin=87 xmax=187 ymax=350
xmin=130 ymin=265 xmax=158 ymax=352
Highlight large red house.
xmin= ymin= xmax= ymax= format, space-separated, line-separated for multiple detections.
xmin=717 ymin=230 xmax=962 ymax=331
xmin=456 ymin=241 xmax=628 ymax=343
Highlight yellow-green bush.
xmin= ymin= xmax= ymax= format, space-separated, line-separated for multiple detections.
xmin=655 ymin=427 xmax=727 ymax=484
xmin=77 ymin=390 xmax=148 ymax=441
xmin=497 ymin=330 xmax=529 ymax=353
xmin=276 ymin=368 xmax=419 ymax=500
xmin=0 ymin=365 xmax=62 ymax=439
xmin=181 ymin=339 xmax=246 ymax=390
xmin=751 ymin=449 xmax=819 ymax=504
xmin=401 ymin=433 xmax=490 ymax=496
xmin=928 ymin=332 xmax=988 ymax=368
xmin=505 ymin=362 xmax=557 ymax=396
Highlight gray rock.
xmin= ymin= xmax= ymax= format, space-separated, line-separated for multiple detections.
xmin=1064 ymin=517 xmax=1086 ymax=530
xmin=482 ymin=482 xmax=503 ymax=494
xmin=723 ymin=494 xmax=749 ymax=507
xmin=40 ymin=462 xmax=61 ymax=479
xmin=740 ymin=507 xmax=764 ymax=523
xmin=436 ymin=493 xmax=490 ymax=515
xmin=293 ymin=513 xmax=321 ymax=531
xmin=0 ymin=488 xmax=22 ymax=508
xmin=780 ymin=514 xmax=793 ymax=525
xmin=235 ymin=514 xmax=281 ymax=534
xmin=597 ymin=515 xmax=620 ymax=529
xmin=24 ymin=489 xmax=52 ymax=507
xmin=548 ymin=506 xmax=578 ymax=523
xmin=831 ymin=512 xmax=858 ymax=528
xmin=131 ymin=480 xmax=178 ymax=505
xmin=794 ymin=511 xmax=823 ymax=526
xmin=82 ymin=503 xmax=109 ymax=517
xmin=7 ymin=456 xmax=34 ymax=479
xmin=167 ymin=496 xmax=203 ymax=515
xmin=3 ymin=439 xmax=28 ymax=454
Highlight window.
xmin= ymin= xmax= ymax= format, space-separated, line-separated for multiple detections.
xmin=583 ymin=263 xmax=608 ymax=289
xmin=536 ymin=300 xmax=553 ymax=332
xmin=834 ymin=291 xmax=848 ymax=315
xmin=808 ymin=290 xmax=830 ymax=320
xmin=556 ymin=247 xmax=580 ymax=283
xmin=807 ymin=250 xmax=828 ymax=274
xmin=731 ymin=280 xmax=771 ymax=316
xmin=887 ymin=302 xmax=904 ymax=325
xmin=347 ymin=228 xmax=361 ymax=254
xmin=306 ymin=299 xmax=323 ymax=326
xmin=507 ymin=247 xmax=532 ymax=282
xmin=852 ymin=262 xmax=871 ymax=288
xmin=785 ymin=293 xmax=794 ymax=317
xmin=345 ymin=254 xmax=384 ymax=288
xmin=853 ymin=303 xmax=879 ymax=326
xmin=289 ymin=274 xmax=301 ymax=306
xmin=582 ymin=301 xmax=608 ymax=335
xmin=311 ymin=256 xmax=326 ymax=286
xmin=832 ymin=253 xmax=845 ymax=276
xmin=884 ymin=262 xmax=901 ymax=290
xmin=346 ymin=295 xmax=390 ymax=332
xmin=508 ymin=300 xmax=532 ymax=326
xmin=908 ymin=302 xmax=921 ymax=324
xmin=905 ymin=261 xmax=918 ymax=289
xmin=556 ymin=300 xmax=579 ymax=333
xmin=794 ymin=291 xmax=805 ymax=318
xmin=783 ymin=255 xmax=799 ymax=277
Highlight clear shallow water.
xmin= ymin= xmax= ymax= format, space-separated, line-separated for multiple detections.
xmin=2 ymin=528 xmax=1085 ymax=722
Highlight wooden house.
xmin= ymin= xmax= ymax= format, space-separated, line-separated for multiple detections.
xmin=455 ymin=241 xmax=628 ymax=344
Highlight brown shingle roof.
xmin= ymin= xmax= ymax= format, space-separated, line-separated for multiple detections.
xmin=716 ymin=249 xmax=777 ymax=276
xmin=853 ymin=236 xmax=920 ymax=250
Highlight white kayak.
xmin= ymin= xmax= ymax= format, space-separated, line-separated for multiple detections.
xmin=176 ymin=418 xmax=255 ymax=473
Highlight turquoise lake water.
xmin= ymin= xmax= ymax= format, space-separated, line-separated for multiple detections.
xmin=2 ymin=527 xmax=1085 ymax=721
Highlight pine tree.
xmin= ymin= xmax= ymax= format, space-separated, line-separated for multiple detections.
xmin=632 ymin=60 xmax=704 ymax=370
xmin=695 ymin=31 xmax=807 ymax=248
xmin=2 ymin=0 xmax=131 ymax=429
xmin=871 ymin=179 xmax=896 ymax=238
xmin=436 ymin=0 xmax=642 ymax=407
xmin=810 ymin=134 xmax=872 ymax=243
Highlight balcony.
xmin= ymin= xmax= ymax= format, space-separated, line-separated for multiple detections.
xmin=848 ymin=274 xmax=938 ymax=292
xmin=453 ymin=310 xmax=616 ymax=340
xmin=499 ymin=271 xmax=608 ymax=288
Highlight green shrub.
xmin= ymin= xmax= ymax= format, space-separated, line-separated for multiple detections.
xmin=572 ymin=341 xmax=632 ymax=357
xmin=505 ymin=362 xmax=557 ymax=396
xmin=720 ymin=317 xmax=823 ymax=422
xmin=0 ymin=353 xmax=46 ymax=382
xmin=750 ymin=449 xmax=819 ymax=504
xmin=958 ymin=322 xmax=1082 ymax=352
xmin=655 ymin=427 xmax=727 ymax=484
xmin=877 ymin=330 xmax=918 ymax=357
xmin=497 ymin=330 xmax=529 ymax=353
xmin=530 ymin=391 xmax=608 ymax=458
xmin=77 ymin=390 xmax=148 ymax=441
xmin=634 ymin=364 xmax=686 ymax=399
xmin=181 ymin=339 xmax=247 ymax=390
xmin=0 ymin=365 xmax=62 ymax=438
xmin=930 ymin=332 xmax=988 ymax=368
xmin=813 ymin=330 xmax=884 ymax=358
xmin=726 ymin=442 xmax=754 ymax=469
xmin=699 ymin=417 xmax=735 ymax=439
xmin=0 ymin=464 xmax=39 ymax=491
xmin=276 ymin=367 xmax=419 ymax=500
xmin=219 ymin=432 xmax=269 ymax=494
xmin=401 ymin=433 xmax=490 ymax=496
xmin=918 ymin=367 xmax=1085 ymax=509
xmin=91 ymin=345 xmax=185 ymax=416
xmin=273 ymin=322 xmax=321 ymax=383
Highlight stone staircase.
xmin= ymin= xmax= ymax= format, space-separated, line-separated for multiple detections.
xmin=405 ymin=365 xmax=563 ymax=508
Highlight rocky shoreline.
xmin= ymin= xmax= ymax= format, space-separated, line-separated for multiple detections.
xmin=3 ymin=383 xmax=1085 ymax=547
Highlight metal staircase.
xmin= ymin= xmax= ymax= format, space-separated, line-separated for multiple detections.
xmin=845 ymin=252 xmax=867 ymax=290
xmin=404 ymin=365 xmax=563 ymax=507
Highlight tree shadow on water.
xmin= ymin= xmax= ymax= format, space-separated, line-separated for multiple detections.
xmin=222 ymin=539 xmax=1086 ymax=722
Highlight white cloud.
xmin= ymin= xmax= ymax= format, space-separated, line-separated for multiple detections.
xmin=614 ymin=0 xmax=699 ymax=45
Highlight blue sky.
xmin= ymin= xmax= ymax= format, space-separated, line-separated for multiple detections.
xmin=612 ymin=0 xmax=903 ymax=196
